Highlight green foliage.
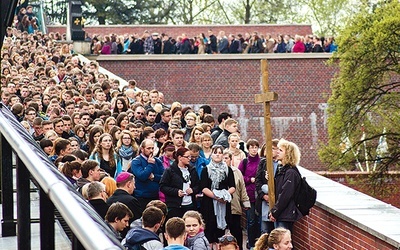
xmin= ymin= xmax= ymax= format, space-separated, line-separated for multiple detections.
xmin=319 ymin=1 xmax=400 ymax=172
xmin=82 ymin=0 xmax=172 ymax=24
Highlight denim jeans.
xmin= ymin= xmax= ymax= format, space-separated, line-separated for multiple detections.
xmin=246 ymin=202 xmax=260 ymax=248
xmin=274 ymin=221 xmax=294 ymax=233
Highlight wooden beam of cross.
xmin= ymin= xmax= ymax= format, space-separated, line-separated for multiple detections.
xmin=255 ymin=59 xmax=278 ymax=208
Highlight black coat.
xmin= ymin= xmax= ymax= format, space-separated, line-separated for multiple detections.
xmin=107 ymin=189 xmax=142 ymax=222
xmin=160 ymin=162 xmax=200 ymax=209
xmin=89 ymin=198 xmax=109 ymax=220
xmin=270 ymin=165 xmax=302 ymax=222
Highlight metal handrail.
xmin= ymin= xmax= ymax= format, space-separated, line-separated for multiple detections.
xmin=0 ymin=104 xmax=123 ymax=250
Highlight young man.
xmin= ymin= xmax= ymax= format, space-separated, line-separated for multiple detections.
xmin=162 ymin=217 xmax=189 ymax=250
xmin=76 ymin=160 xmax=101 ymax=192
xmin=214 ymin=118 xmax=238 ymax=149
xmin=124 ymin=206 xmax=164 ymax=250
xmin=105 ymin=202 xmax=133 ymax=242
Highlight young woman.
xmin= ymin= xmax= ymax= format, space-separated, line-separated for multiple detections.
xmin=199 ymin=145 xmax=235 ymax=247
xmin=116 ymin=130 xmax=138 ymax=171
xmin=61 ymin=160 xmax=82 ymax=185
xmin=109 ymin=125 xmax=122 ymax=146
xmin=160 ymin=147 xmax=200 ymax=220
xmin=116 ymin=112 xmax=129 ymax=130
xmin=87 ymin=125 xmax=104 ymax=155
xmin=183 ymin=210 xmax=210 ymax=250
xmin=112 ymin=97 xmax=128 ymax=116
xmin=269 ymin=139 xmax=303 ymax=233
xmin=189 ymin=126 xmax=204 ymax=145
xmin=254 ymin=228 xmax=293 ymax=250
xmin=199 ymin=133 xmax=213 ymax=164
xmin=225 ymin=133 xmax=246 ymax=168
xmin=73 ymin=124 xmax=88 ymax=151
xmin=89 ymin=133 xmax=122 ymax=179
xmin=104 ymin=116 xmax=117 ymax=134
xmin=154 ymin=140 xmax=174 ymax=203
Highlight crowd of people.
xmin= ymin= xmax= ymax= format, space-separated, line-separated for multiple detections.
xmin=1 ymin=7 xmax=309 ymax=250
xmin=88 ymin=30 xmax=337 ymax=55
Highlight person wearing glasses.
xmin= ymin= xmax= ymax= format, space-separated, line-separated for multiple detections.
xmin=218 ymin=235 xmax=239 ymax=250
xmin=160 ymin=147 xmax=200 ymax=222
xmin=200 ymin=145 xmax=235 ymax=248
xmin=116 ymin=130 xmax=138 ymax=171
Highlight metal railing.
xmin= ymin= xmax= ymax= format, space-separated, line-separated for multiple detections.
xmin=0 ymin=103 xmax=123 ymax=250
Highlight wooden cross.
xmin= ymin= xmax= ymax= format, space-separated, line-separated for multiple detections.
xmin=255 ymin=59 xmax=278 ymax=208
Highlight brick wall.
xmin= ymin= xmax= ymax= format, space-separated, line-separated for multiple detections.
xmin=293 ymin=206 xmax=397 ymax=249
xmin=47 ymin=24 xmax=313 ymax=39
xmin=320 ymin=171 xmax=400 ymax=209
xmin=96 ymin=54 xmax=334 ymax=171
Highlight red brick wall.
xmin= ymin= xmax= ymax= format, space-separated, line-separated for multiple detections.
xmin=97 ymin=54 xmax=334 ymax=171
xmin=320 ymin=171 xmax=400 ymax=208
xmin=293 ymin=206 xmax=397 ymax=249
xmin=47 ymin=24 xmax=313 ymax=39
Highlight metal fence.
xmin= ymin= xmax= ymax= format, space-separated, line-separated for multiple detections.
xmin=0 ymin=103 xmax=123 ymax=250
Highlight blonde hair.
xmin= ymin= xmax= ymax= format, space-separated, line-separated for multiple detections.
xmin=183 ymin=210 xmax=205 ymax=228
xmin=277 ymin=139 xmax=301 ymax=166
xmin=254 ymin=228 xmax=291 ymax=250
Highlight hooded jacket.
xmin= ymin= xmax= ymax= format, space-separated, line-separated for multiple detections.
xmin=124 ymin=227 xmax=163 ymax=250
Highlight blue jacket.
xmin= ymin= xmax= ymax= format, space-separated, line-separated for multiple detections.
xmin=130 ymin=154 xmax=164 ymax=199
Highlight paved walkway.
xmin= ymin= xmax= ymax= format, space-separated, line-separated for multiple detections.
xmin=0 ymin=169 xmax=70 ymax=249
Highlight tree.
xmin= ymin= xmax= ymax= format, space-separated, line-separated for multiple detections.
xmin=228 ymin=0 xmax=297 ymax=24
xmin=297 ymin=0 xmax=354 ymax=36
xmin=319 ymin=1 xmax=400 ymax=173
xmin=82 ymin=0 xmax=173 ymax=24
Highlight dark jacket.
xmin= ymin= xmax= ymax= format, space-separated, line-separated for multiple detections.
xmin=214 ymin=130 xmax=231 ymax=149
xmin=107 ymin=189 xmax=142 ymax=222
xmin=160 ymin=162 xmax=200 ymax=208
xmin=152 ymin=121 xmax=169 ymax=132
xmin=270 ymin=165 xmax=302 ymax=222
xmin=180 ymin=38 xmax=192 ymax=54
xmin=228 ymin=39 xmax=240 ymax=53
xmin=89 ymin=198 xmax=109 ymax=219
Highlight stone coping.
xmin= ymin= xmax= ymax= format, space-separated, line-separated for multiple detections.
xmin=94 ymin=53 xmax=332 ymax=61
xmin=299 ymin=166 xmax=400 ymax=248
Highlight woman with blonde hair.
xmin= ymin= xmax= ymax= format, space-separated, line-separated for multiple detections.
xmin=254 ymin=228 xmax=293 ymax=250
xmin=183 ymin=210 xmax=210 ymax=250
xmin=269 ymin=139 xmax=302 ymax=233
xmin=104 ymin=116 xmax=117 ymax=133
xmin=225 ymin=133 xmax=246 ymax=168
xmin=199 ymin=133 xmax=212 ymax=163
xmin=189 ymin=126 xmax=204 ymax=145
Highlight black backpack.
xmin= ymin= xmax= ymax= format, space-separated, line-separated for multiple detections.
xmin=293 ymin=167 xmax=317 ymax=216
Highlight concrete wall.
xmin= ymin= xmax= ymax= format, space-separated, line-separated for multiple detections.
xmin=96 ymin=54 xmax=335 ymax=171
xmin=47 ymin=24 xmax=313 ymax=39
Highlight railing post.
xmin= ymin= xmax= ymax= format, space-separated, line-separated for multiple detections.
xmin=40 ymin=187 xmax=55 ymax=249
xmin=16 ymin=157 xmax=31 ymax=249
xmin=0 ymin=134 xmax=16 ymax=236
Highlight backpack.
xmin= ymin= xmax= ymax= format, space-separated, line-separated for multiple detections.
xmin=293 ymin=167 xmax=317 ymax=216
